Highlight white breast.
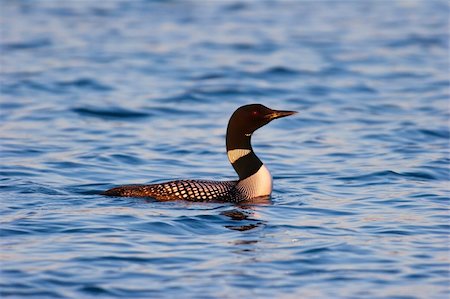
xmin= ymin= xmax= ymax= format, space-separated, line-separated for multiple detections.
xmin=237 ymin=164 xmax=273 ymax=198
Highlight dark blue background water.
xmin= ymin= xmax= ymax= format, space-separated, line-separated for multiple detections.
xmin=1 ymin=1 xmax=449 ymax=298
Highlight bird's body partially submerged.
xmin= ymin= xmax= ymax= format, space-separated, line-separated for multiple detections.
xmin=102 ymin=104 xmax=296 ymax=202
xmin=103 ymin=179 xmax=239 ymax=202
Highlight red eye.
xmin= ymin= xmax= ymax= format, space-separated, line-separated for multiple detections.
xmin=252 ymin=111 xmax=259 ymax=116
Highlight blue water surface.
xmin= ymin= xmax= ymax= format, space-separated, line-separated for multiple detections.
xmin=1 ymin=1 xmax=449 ymax=298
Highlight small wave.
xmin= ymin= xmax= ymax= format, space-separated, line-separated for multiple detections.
xmin=161 ymin=85 xmax=287 ymax=99
xmin=192 ymin=73 xmax=227 ymax=80
xmin=367 ymin=103 xmax=404 ymax=114
xmin=418 ymin=129 xmax=450 ymax=139
xmin=376 ymin=71 xmax=428 ymax=80
xmin=343 ymin=84 xmax=377 ymax=94
xmin=338 ymin=170 xmax=401 ymax=181
xmin=2 ymin=78 xmax=113 ymax=95
xmin=319 ymin=66 xmax=359 ymax=77
xmin=60 ymin=226 xmax=123 ymax=234
xmin=110 ymin=154 xmax=144 ymax=165
xmin=73 ymin=107 xmax=151 ymax=119
xmin=173 ymin=216 xmax=225 ymax=234
xmin=1 ymin=38 xmax=52 ymax=51
xmin=0 ymin=228 xmax=31 ymax=236
xmin=132 ymin=221 xmax=186 ymax=235
xmin=298 ymin=246 xmax=332 ymax=254
xmin=394 ymin=127 xmax=450 ymax=142
xmin=56 ymin=78 xmax=113 ymax=91
xmin=256 ymin=66 xmax=301 ymax=76
xmin=0 ymin=289 xmax=64 ymax=299
xmin=198 ymin=41 xmax=277 ymax=53
xmin=0 ymin=170 xmax=38 ymax=178
xmin=339 ymin=170 xmax=440 ymax=183
xmin=387 ymin=34 xmax=447 ymax=48
xmin=232 ymin=42 xmax=277 ymax=53
xmin=298 ymin=207 xmax=355 ymax=217
xmin=155 ymin=91 xmax=210 ymax=103
xmin=400 ymin=171 xmax=438 ymax=181
xmin=224 ymin=2 xmax=248 ymax=11
xmin=1 ymin=79 xmax=57 ymax=95
xmin=306 ymin=85 xmax=331 ymax=96
xmin=144 ymin=105 xmax=203 ymax=118
xmin=79 ymin=285 xmax=116 ymax=296
xmin=374 ymin=229 xmax=413 ymax=236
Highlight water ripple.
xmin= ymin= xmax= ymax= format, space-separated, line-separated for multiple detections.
xmin=72 ymin=107 xmax=151 ymax=119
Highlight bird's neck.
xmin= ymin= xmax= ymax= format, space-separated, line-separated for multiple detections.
xmin=226 ymin=132 xmax=263 ymax=180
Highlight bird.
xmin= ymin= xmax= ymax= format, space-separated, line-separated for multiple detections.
xmin=102 ymin=104 xmax=297 ymax=202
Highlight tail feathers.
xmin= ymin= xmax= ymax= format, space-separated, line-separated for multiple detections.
xmin=101 ymin=185 xmax=157 ymax=198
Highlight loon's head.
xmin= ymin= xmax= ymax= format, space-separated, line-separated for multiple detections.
xmin=226 ymin=103 xmax=297 ymax=185
xmin=228 ymin=104 xmax=297 ymax=136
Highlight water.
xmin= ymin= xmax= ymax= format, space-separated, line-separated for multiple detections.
xmin=1 ymin=1 xmax=449 ymax=298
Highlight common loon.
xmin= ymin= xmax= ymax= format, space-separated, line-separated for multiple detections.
xmin=102 ymin=104 xmax=297 ymax=202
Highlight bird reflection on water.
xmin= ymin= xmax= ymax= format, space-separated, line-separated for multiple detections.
xmin=141 ymin=195 xmax=268 ymax=232
xmin=221 ymin=208 xmax=265 ymax=232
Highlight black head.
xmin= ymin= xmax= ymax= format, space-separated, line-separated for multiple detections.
xmin=227 ymin=104 xmax=297 ymax=136
xmin=226 ymin=104 xmax=297 ymax=179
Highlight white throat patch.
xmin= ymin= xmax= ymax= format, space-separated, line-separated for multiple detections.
xmin=227 ymin=149 xmax=251 ymax=164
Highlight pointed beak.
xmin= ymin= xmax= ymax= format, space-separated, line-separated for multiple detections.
xmin=266 ymin=109 xmax=298 ymax=120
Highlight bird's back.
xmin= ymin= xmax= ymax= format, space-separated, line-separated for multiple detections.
xmin=102 ymin=179 xmax=239 ymax=202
